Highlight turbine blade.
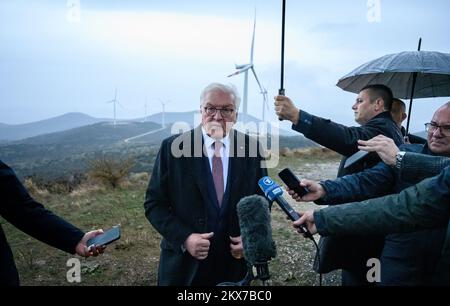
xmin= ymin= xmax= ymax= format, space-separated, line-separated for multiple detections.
xmin=251 ymin=67 xmax=264 ymax=92
xmin=250 ymin=10 xmax=256 ymax=64
xmin=235 ymin=63 xmax=251 ymax=69
xmin=227 ymin=65 xmax=252 ymax=77
xmin=227 ymin=71 xmax=241 ymax=77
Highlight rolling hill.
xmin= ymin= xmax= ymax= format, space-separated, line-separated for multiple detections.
xmin=0 ymin=112 xmax=106 ymax=141
xmin=0 ymin=121 xmax=164 ymax=180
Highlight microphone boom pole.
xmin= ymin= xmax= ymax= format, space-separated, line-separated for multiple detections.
xmin=279 ymin=0 xmax=286 ymax=96
xmin=278 ymin=0 xmax=286 ymax=121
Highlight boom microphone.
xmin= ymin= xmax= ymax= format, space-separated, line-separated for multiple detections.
xmin=258 ymin=176 xmax=313 ymax=239
xmin=237 ymin=195 xmax=277 ymax=283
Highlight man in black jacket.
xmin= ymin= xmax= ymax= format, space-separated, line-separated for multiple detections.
xmin=391 ymin=98 xmax=426 ymax=144
xmin=274 ymin=84 xmax=404 ymax=285
xmin=1 ymin=160 xmax=105 ymax=286
xmin=290 ymin=103 xmax=450 ymax=285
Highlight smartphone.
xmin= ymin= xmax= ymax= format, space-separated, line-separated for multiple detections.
xmin=86 ymin=225 xmax=121 ymax=248
xmin=278 ymin=168 xmax=309 ymax=197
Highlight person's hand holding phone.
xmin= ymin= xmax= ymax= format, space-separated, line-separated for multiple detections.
xmin=76 ymin=229 xmax=106 ymax=257
xmin=287 ymin=179 xmax=326 ymax=202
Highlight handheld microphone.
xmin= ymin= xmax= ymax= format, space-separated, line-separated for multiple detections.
xmin=258 ymin=176 xmax=313 ymax=239
xmin=236 ymin=195 xmax=276 ymax=283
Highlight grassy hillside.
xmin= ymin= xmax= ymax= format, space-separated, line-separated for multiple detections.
xmin=2 ymin=150 xmax=342 ymax=286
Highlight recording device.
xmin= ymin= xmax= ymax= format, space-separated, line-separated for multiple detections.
xmin=227 ymin=195 xmax=276 ymax=286
xmin=278 ymin=168 xmax=309 ymax=197
xmin=86 ymin=225 xmax=121 ymax=249
xmin=258 ymin=176 xmax=313 ymax=239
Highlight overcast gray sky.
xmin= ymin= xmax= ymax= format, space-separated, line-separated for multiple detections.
xmin=1 ymin=0 xmax=449 ymax=133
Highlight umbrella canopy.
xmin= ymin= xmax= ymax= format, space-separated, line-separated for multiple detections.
xmin=337 ymin=51 xmax=450 ymax=99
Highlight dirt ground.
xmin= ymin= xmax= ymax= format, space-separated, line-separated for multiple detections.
xmin=267 ymin=156 xmax=342 ymax=286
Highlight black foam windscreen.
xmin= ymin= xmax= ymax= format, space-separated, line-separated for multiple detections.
xmin=237 ymin=195 xmax=277 ymax=265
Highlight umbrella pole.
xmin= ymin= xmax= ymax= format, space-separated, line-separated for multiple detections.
xmin=405 ymin=38 xmax=422 ymax=135
xmin=279 ymin=0 xmax=286 ymax=96
xmin=405 ymin=73 xmax=417 ymax=135
xmin=277 ymin=0 xmax=286 ymax=121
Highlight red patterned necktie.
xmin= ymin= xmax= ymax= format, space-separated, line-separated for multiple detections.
xmin=212 ymin=141 xmax=224 ymax=207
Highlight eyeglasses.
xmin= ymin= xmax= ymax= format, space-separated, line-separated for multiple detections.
xmin=425 ymin=122 xmax=450 ymax=136
xmin=203 ymin=106 xmax=235 ymax=117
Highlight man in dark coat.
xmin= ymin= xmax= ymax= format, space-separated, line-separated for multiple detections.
xmin=274 ymin=84 xmax=404 ymax=285
xmin=1 ymin=160 xmax=104 ymax=286
xmin=291 ymin=102 xmax=450 ymax=285
xmin=391 ymin=98 xmax=426 ymax=144
xmin=144 ymin=83 xmax=267 ymax=286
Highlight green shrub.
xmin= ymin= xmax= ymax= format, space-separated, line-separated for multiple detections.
xmin=88 ymin=156 xmax=134 ymax=189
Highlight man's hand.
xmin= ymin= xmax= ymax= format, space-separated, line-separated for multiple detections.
xmin=293 ymin=210 xmax=317 ymax=235
xmin=229 ymin=236 xmax=244 ymax=259
xmin=358 ymin=134 xmax=399 ymax=166
xmin=274 ymin=95 xmax=300 ymax=124
xmin=76 ymin=229 xmax=106 ymax=257
xmin=287 ymin=179 xmax=325 ymax=202
xmin=184 ymin=232 xmax=214 ymax=260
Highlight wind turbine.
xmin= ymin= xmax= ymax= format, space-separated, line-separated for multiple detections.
xmin=261 ymin=87 xmax=269 ymax=122
xmin=159 ymin=99 xmax=169 ymax=128
xmin=143 ymin=97 xmax=149 ymax=123
xmin=105 ymin=87 xmax=123 ymax=127
xmin=227 ymin=13 xmax=267 ymax=122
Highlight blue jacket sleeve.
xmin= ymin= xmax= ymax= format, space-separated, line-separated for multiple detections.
xmin=319 ymin=162 xmax=396 ymax=205
xmin=292 ymin=110 xmax=402 ymax=156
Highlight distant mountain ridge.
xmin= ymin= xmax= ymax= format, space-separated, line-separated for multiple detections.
xmin=0 ymin=112 xmax=105 ymax=141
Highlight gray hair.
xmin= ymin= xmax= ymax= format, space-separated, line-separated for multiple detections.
xmin=200 ymin=82 xmax=241 ymax=110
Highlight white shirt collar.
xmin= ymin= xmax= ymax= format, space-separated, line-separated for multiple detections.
xmin=201 ymin=127 xmax=230 ymax=150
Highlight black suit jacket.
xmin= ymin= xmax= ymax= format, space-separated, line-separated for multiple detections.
xmin=144 ymin=127 xmax=268 ymax=285
xmin=0 ymin=161 xmax=84 ymax=286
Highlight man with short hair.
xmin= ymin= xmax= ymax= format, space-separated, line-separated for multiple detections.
xmin=290 ymin=102 xmax=450 ymax=285
xmin=145 ymin=82 xmax=267 ymax=286
xmin=391 ymin=98 xmax=426 ymax=144
xmin=274 ymin=84 xmax=404 ymax=285
xmin=390 ymin=98 xmax=407 ymax=129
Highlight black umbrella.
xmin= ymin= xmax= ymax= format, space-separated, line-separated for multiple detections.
xmin=337 ymin=39 xmax=450 ymax=134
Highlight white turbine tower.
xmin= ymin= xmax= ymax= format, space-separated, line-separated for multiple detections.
xmin=228 ymin=14 xmax=267 ymax=122
xmin=261 ymin=87 xmax=269 ymax=122
xmin=159 ymin=99 xmax=169 ymax=128
xmin=106 ymin=87 xmax=123 ymax=127
xmin=143 ymin=97 xmax=149 ymax=123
